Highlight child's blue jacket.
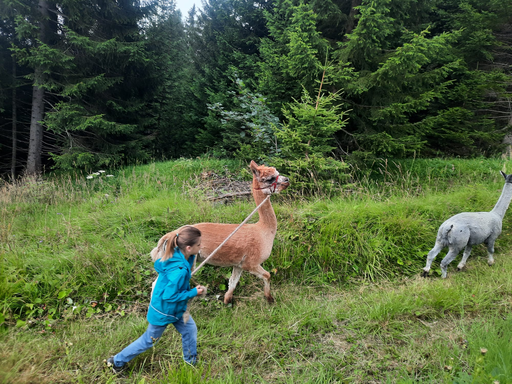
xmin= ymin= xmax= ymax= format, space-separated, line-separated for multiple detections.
xmin=147 ymin=248 xmax=198 ymax=326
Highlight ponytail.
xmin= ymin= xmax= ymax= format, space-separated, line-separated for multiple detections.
xmin=162 ymin=225 xmax=201 ymax=261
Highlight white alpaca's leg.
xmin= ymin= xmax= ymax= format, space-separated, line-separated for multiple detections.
xmin=440 ymin=248 xmax=460 ymax=278
xmin=486 ymin=241 xmax=496 ymax=266
xmin=248 ymin=265 xmax=274 ymax=303
xmin=224 ymin=266 xmax=243 ymax=305
xmin=457 ymin=245 xmax=473 ymax=270
xmin=423 ymin=242 xmax=444 ymax=274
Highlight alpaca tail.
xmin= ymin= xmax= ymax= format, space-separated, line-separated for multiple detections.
xmin=436 ymin=224 xmax=454 ymax=246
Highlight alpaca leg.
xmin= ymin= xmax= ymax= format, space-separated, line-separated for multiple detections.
xmin=440 ymin=249 xmax=460 ymax=278
xmin=422 ymin=243 xmax=444 ymax=277
xmin=457 ymin=245 xmax=473 ymax=270
xmin=486 ymin=241 xmax=495 ymax=266
xmin=223 ymin=266 xmax=243 ymax=305
xmin=248 ymin=265 xmax=274 ymax=303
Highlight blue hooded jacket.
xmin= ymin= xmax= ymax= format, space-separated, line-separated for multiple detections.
xmin=147 ymin=248 xmax=198 ymax=326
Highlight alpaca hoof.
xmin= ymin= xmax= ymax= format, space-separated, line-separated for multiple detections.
xmin=223 ymin=296 xmax=233 ymax=305
xmin=265 ymin=295 xmax=275 ymax=304
xmin=488 ymin=261 xmax=495 ymax=266
xmin=421 ymin=270 xmax=429 ymax=278
xmin=457 ymin=267 xmax=462 ymax=271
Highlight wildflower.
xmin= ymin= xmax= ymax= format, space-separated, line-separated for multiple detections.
xmin=106 ymin=175 xmax=114 ymax=177
xmin=98 ymin=170 xmax=106 ymax=173
xmin=93 ymin=172 xmax=100 ymax=176
xmin=86 ymin=176 xmax=93 ymax=179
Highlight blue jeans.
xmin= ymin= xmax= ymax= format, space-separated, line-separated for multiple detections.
xmin=113 ymin=316 xmax=197 ymax=367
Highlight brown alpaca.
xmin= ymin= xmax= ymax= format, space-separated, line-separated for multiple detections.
xmin=151 ymin=160 xmax=290 ymax=304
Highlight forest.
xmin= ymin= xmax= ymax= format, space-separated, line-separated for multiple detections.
xmin=1 ymin=0 xmax=512 ymax=180
xmin=4 ymin=1 xmax=512 ymax=380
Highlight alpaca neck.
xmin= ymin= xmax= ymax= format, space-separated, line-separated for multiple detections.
xmin=491 ymin=182 xmax=512 ymax=219
xmin=252 ymin=179 xmax=277 ymax=232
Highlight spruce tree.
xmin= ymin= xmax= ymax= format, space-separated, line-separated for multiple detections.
xmin=271 ymin=71 xmax=350 ymax=193
xmin=190 ymin=0 xmax=270 ymax=155
xmin=258 ymin=0 xmax=329 ymax=113
xmin=334 ymin=0 xmax=512 ymax=157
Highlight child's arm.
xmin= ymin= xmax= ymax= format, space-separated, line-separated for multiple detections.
xmin=162 ymin=270 xmax=198 ymax=302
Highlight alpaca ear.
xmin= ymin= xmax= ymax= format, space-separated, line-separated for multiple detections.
xmin=501 ymin=170 xmax=508 ymax=179
xmin=250 ymin=160 xmax=260 ymax=177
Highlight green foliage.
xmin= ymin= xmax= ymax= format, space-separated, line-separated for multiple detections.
xmin=42 ymin=20 xmax=156 ymax=170
xmin=258 ymin=0 xmax=329 ymax=111
xmin=334 ymin=0 xmax=512 ymax=157
xmin=205 ymin=76 xmax=281 ymax=162
xmin=336 ymin=0 xmax=397 ymax=71
xmin=189 ymin=0 xmax=269 ymax=155
xmin=3 ymin=0 xmax=512 ymax=176
xmin=271 ymin=84 xmax=350 ymax=193
xmin=143 ymin=3 xmax=200 ymax=160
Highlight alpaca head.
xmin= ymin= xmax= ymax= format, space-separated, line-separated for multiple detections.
xmin=501 ymin=171 xmax=512 ymax=184
xmin=250 ymin=160 xmax=290 ymax=195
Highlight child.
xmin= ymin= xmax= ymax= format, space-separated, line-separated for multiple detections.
xmin=105 ymin=226 xmax=205 ymax=373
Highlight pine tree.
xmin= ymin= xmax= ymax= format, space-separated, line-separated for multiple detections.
xmin=271 ymin=70 xmax=350 ymax=193
xmin=0 ymin=4 xmax=34 ymax=178
xmin=190 ymin=0 xmax=270 ymax=154
xmin=8 ymin=0 xmax=62 ymax=175
xmin=206 ymin=76 xmax=280 ymax=162
xmin=334 ymin=0 xmax=512 ymax=157
xmin=143 ymin=0 xmax=197 ymax=159
xmin=258 ymin=0 xmax=329 ymax=112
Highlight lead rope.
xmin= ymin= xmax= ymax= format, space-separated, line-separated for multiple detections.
xmin=191 ymin=194 xmax=271 ymax=276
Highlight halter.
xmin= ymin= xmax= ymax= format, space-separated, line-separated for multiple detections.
xmin=255 ymin=172 xmax=279 ymax=193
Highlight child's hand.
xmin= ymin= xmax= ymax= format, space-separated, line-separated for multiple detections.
xmin=196 ymin=285 xmax=205 ymax=295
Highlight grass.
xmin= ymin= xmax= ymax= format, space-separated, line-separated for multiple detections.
xmin=3 ymin=258 xmax=512 ymax=383
xmin=2 ymin=156 xmax=512 ymax=382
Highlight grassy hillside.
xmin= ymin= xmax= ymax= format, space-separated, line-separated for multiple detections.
xmin=2 ymin=157 xmax=512 ymax=383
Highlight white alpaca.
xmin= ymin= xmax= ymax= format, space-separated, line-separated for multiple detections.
xmin=423 ymin=171 xmax=512 ymax=278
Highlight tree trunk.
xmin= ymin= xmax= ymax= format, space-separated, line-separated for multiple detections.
xmin=345 ymin=0 xmax=362 ymax=36
xmin=26 ymin=67 xmax=45 ymax=175
xmin=11 ymin=56 xmax=17 ymax=180
xmin=25 ymin=0 xmax=49 ymax=176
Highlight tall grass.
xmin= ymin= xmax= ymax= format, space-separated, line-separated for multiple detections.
xmin=2 ymin=157 xmax=512 ymax=325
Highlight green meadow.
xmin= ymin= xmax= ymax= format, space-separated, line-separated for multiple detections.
xmin=2 ymin=157 xmax=512 ymax=383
